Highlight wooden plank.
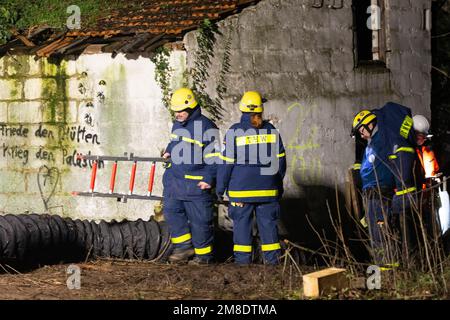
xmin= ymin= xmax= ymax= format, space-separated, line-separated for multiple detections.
xmin=16 ymin=35 xmax=35 ymax=47
xmin=303 ymin=267 xmax=347 ymax=298
xmin=349 ymin=167 xmax=362 ymax=221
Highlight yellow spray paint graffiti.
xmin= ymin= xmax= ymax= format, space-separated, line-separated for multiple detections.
xmin=290 ymin=154 xmax=323 ymax=186
xmin=286 ymin=102 xmax=323 ymax=187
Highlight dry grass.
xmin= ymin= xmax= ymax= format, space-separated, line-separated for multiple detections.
xmin=0 ymin=260 xmax=302 ymax=300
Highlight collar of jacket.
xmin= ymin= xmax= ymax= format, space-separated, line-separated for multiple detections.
xmin=367 ymin=125 xmax=379 ymax=145
xmin=240 ymin=113 xmax=253 ymax=125
xmin=178 ymin=106 xmax=201 ymax=127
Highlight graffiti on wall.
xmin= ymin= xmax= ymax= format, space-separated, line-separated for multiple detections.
xmin=0 ymin=123 xmax=102 ymax=168
xmin=37 ymin=165 xmax=60 ymax=211
xmin=286 ymin=102 xmax=323 ymax=186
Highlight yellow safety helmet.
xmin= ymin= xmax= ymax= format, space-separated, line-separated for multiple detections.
xmin=170 ymin=88 xmax=198 ymax=112
xmin=351 ymin=110 xmax=377 ymax=137
xmin=239 ymin=91 xmax=264 ymax=113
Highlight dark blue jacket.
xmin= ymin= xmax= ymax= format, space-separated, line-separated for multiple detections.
xmin=216 ymin=114 xmax=286 ymax=203
xmin=360 ymin=102 xmax=417 ymax=195
xmin=360 ymin=129 xmax=395 ymax=190
xmin=163 ymin=107 xmax=219 ymax=200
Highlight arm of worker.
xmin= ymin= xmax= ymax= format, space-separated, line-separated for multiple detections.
xmin=163 ymin=125 xmax=179 ymax=158
xmin=216 ymin=129 xmax=236 ymax=198
xmin=277 ymin=132 xmax=287 ymax=180
xmin=390 ymin=145 xmax=417 ymax=195
xmin=353 ymin=134 xmax=367 ymax=171
xmin=201 ymin=127 xmax=221 ymax=189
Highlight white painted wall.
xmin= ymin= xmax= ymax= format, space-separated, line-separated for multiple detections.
xmin=0 ymin=51 xmax=186 ymax=221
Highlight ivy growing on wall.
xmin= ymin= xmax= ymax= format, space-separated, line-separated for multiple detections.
xmin=0 ymin=2 xmax=19 ymax=44
xmin=150 ymin=19 xmax=231 ymax=122
xmin=215 ymin=27 xmax=233 ymax=108
xmin=150 ymin=45 xmax=173 ymax=112
xmin=191 ymin=19 xmax=231 ymax=122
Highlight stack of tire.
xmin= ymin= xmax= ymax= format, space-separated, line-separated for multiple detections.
xmin=0 ymin=214 xmax=172 ymax=265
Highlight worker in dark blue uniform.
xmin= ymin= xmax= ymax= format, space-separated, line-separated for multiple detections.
xmin=162 ymin=88 xmax=219 ymax=264
xmin=351 ymin=102 xmax=417 ymax=265
xmin=352 ymin=109 xmax=395 ymax=264
xmin=216 ymin=91 xmax=286 ymax=265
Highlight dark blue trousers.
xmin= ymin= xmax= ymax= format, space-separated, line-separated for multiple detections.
xmin=163 ymin=198 xmax=214 ymax=261
xmin=363 ymin=188 xmax=394 ymax=264
xmin=228 ymin=202 xmax=281 ymax=265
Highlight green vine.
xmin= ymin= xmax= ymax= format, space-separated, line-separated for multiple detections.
xmin=151 ymin=19 xmax=232 ymax=121
xmin=0 ymin=2 xmax=19 ymax=44
xmin=0 ymin=0 xmax=124 ymax=45
xmin=215 ymin=27 xmax=233 ymax=108
xmin=151 ymin=45 xmax=173 ymax=112
xmin=191 ymin=19 xmax=227 ymax=121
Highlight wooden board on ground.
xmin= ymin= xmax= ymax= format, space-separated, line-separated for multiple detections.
xmin=303 ymin=267 xmax=348 ymax=298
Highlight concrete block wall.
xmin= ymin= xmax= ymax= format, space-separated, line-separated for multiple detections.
xmin=0 ymin=52 xmax=184 ymax=220
xmin=184 ymin=0 xmax=432 ymax=233
xmin=0 ymin=0 xmax=433 ymax=229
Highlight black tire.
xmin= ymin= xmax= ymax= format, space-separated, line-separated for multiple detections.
xmin=144 ymin=217 xmax=161 ymax=260
xmin=29 ymin=214 xmax=52 ymax=249
xmin=4 ymin=214 xmax=29 ymax=260
xmin=98 ymin=221 xmax=111 ymax=258
xmin=109 ymin=222 xmax=124 ymax=258
xmin=0 ymin=215 xmax=16 ymax=259
xmin=43 ymin=214 xmax=61 ymax=248
xmin=19 ymin=215 xmax=41 ymax=256
xmin=157 ymin=221 xmax=173 ymax=262
xmin=52 ymin=215 xmax=69 ymax=245
xmin=119 ymin=221 xmax=134 ymax=259
xmin=63 ymin=218 xmax=77 ymax=244
xmin=130 ymin=219 xmax=146 ymax=259
xmin=0 ymin=216 xmax=10 ymax=259
xmin=90 ymin=221 xmax=102 ymax=258
xmin=73 ymin=219 xmax=86 ymax=257
xmin=82 ymin=220 xmax=93 ymax=257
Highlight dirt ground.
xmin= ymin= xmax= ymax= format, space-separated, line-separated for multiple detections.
xmin=0 ymin=260 xmax=303 ymax=300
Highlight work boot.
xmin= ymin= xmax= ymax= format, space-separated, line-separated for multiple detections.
xmin=188 ymin=256 xmax=213 ymax=266
xmin=168 ymin=247 xmax=195 ymax=263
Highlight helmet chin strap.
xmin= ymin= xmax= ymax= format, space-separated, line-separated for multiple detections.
xmin=363 ymin=120 xmax=377 ymax=137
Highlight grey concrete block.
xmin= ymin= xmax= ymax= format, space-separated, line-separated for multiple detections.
xmin=0 ymin=79 xmax=23 ymax=100
xmin=253 ymin=51 xmax=282 ymax=73
xmin=8 ymin=101 xmax=43 ymax=123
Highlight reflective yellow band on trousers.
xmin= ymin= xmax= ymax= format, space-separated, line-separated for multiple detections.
xmin=277 ymin=152 xmax=286 ymax=158
xmin=389 ymin=155 xmax=398 ymax=160
xmin=185 ymin=175 xmax=203 ymax=180
xmin=228 ymin=190 xmax=278 ymax=198
xmin=236 ymin=134 xmax=277 ymax=146
xmin=195 ymin=246 xmax=212 ymax=255
xmin=234 ymin=245 xmax=252 ymax=253
xmin=171 ymin=233 xmax=192 ymax=244
xmin=396 ymin=187 xmax=416 ymax=196
xmin=395 ymin=147 xmax=415 ymax=153
xmin=261 ymin=243 xmax=281 ymax=251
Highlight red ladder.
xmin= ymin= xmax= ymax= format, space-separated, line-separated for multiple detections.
xmin=72 ymin=153 xmax=168 ymax=203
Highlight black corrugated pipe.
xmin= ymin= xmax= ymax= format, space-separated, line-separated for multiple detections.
xmin=0 ymin=214 xmax=172 ymax=266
